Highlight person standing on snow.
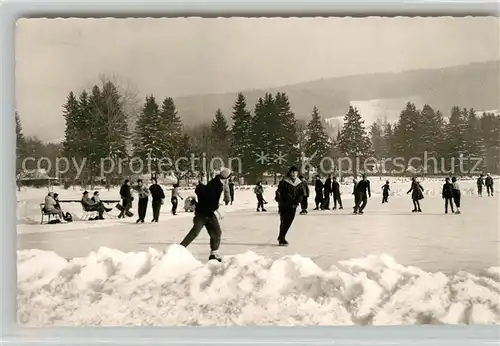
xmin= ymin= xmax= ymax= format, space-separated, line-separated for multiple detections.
xmin=352 ymin=177 xmax=361 ymax=214
xmin=322 ymin=175 xmax=333 ymax=210
xmin=275 ymin=166 xmax=303 ymax=246
xmin=331 ymin=176 xmax=343 ymax=210
xmin=485 ymin=173 xmax=494 ymax=196
xmin=170 ymin=183 xmax=183 ymax=216
xmin=118 ymin=179 xmax=133 ymax=218
xmin=477 ymin=174 xmax=484 ymax=197
xmin=451 ymin=176 xmax=461 ymax=214
xmin=442 ymin=177 xmax=455 ymax=214
xmin=228 ymin=177 xmax=235 ymax=205
xmin=313 ymin=175 xmax=324 ymax=210
xmin=299 ymin=175 xmax=309 ymax=215
xmin=407 ymin=176 xmax=424 ymax=212
xmin=381 ymin=180 xmax=390 ymax=204
xmin=179 ymin=168 xmax=232 ymax=262
xmin=354 ymin=174 xmax=371 ymax=214
xmin=149 ymin=178 xmax=165 ymax=222
xmin=254 ymin=181 xmax=266 ymax=212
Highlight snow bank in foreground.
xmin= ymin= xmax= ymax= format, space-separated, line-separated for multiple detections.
xmin=18 ymin=246 xmax=500 ymax=326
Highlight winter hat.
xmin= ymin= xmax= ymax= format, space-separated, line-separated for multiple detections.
xmin=219 ymin=168 xmax=232 ymax=179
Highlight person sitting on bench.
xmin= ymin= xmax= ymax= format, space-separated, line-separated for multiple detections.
xmin=91 ymin=191 xmax=112 ymax=212
xmin=81 ymin=191 xmax=107 ymax=220
xmin=43 ymin=192 xmax=65 ymax=219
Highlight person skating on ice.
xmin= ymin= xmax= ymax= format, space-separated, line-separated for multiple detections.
xmin=170 ymin=183 xmax=183 ymax=216
xmin=381 ymin=180 xmax=390 ymax=203
xmin=352 ymin=177 xmax=361 ymax=214
xmin=451 ymin=176 xmax=461 ymax=214
xmin=477 ymin=174 xmax=484 ymax=197
xmin=299 ymin=175 xmax=310 ymax=215
xmin=254 ymin=181 xmax=266 ymax=212
xmin=331 ymin=176 xmax=343 ymax=210
xmin=442 ymin=177 xmax=455 ymax=214
xmin=275 ymin=166 xmax=304 ymax=246
xmin=228 ymin=177 xmax=235 ymax=205
xmin=149 ymin=178 xmax=165 ymax=222
xmin=485 ymin=173 xmax=494 ymax=196
xmin=133 ymin=179 xmax=150 ymax=223
xmin=179 ymin=168 xmax=232 ymax=262
xmin=407 ymin=176 xmax=424 ymax=212
xmin=118 ymin=179 xmax=133 ymax=218
xmin=313 ymin=175 xmax=324 ymax=210
xmin=354 ymin=174 xmax=371 ymax=214
xmin=322 ymin=175 xmax=333 ymax=210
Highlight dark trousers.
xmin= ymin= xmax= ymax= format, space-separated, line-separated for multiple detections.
xmin=230 ymin=190 xmax=234 ymax=204
xmin=444 ymin=197 xmax=454 ymax=213
xmin=478 ymin=185 xmax=482 ymax=196
xmin=486 ymin=185 xmax=493 ymax=196
xmin=353 ymin=193 xmax=361 ymax=212
xmin=138 ymin=197 xmax=148 ymax=220
xmin=171 ymin=197 xmax=178 ymax=215
xmin=180 ymin=213 xmax=222 ymax=251
xmin=118 ymin=198 xmax=132 ymax=218
xmin=314 ymin=194 xmax=323 ymax=209
xmin=257 ymin=195 xmax=265 ymax=210
xmin=300 ymin=196 xmax=308 ymax=211
xmin=278 ymin=207 xmax=296 ymax=241
xmin=152 ymin=198 xmax=162 ymax=221
xmin=333 ymin=193 xmax=343 ymax=208
xmin=453 ymin=192 xmax=461 ymax=208
xmin=322 ymin=192 xmax=331 ymax=209
xmin=382 ymin=193 xmax=388 ymax=203
xmin=412 ymin=199 xmax=421 ymax=211
xmin=359 ymin=193 xmax=368 ymax=212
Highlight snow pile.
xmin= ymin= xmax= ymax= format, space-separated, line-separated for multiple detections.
xmin=18 ymin=246 xmax=500 ymax=326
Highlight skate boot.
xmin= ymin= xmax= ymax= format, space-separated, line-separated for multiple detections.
xmin=208 ymin=251 xmax=222 ymax=262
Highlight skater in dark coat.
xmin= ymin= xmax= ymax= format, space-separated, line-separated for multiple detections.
xmin=180 ymin=168 xmax=232 ymax=262
xmin=313 ymin=176 xmax=324 ymax=210
xmin=451 ymin=177 xmax=461 ymax=214
xmin=275 ymin=166 xmax=303 ymax=246
xmin=133 ymin=179 xmax=150 ymax=223
xmin=149 ymin=178 xmax=165 ymax=222
xmin=352 ymin=178 xmax=361 ymax=214
xmin=442 ymin=177 xmax=455 ymax=214
xmin=170 ymin=183 xmax=183 ymax=215
xmin=485 ymin=173 xmax=494 ymax=196
xmin=381 ymin=180 xmax=390 ymax=203
xmin=322 ymin=176 xmax=332 ymax=210
xmin=407 ymin=177 xmax=424 ymax=212
xmin=354 ymin=174 xmax=371 ymax=214
xmin=299 ymin=175 xmax=309 ymax=215
xmin=228 ymin=178 xmax=235 ymax=205
xmin=118 ymin=179 xmax=133 ymax=218
xmin=331 ymin=176 xmax=343 ymax=210
xmin=477 ymin=174 xmax=484 ymax=197
xmin=254 ymin=181 xmax=266 ymax=212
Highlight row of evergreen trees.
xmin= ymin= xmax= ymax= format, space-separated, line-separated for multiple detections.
xmin=15 ymin=79 xmax=500 ymax=185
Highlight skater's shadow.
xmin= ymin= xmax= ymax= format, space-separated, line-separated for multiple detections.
xmin=137 ymin=241 xmax=276 ymax=247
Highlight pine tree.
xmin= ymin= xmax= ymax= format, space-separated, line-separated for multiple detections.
xmin=211 ymin=108 xmax=230 ymax=167
xmin=304 ymin=106 xmax=331 ymax=170
xmin=134 ymin=95 xmax=161 ymax=173
xmin=250 ymin=95 xmax=274 ymax=179
xmin=445 ymin=106 xmax=468 ymax=169
xmin=392 ymin=102 xmax=422 ymax=163
xmin=230 ymin=93 xmax=253 ymax=179
xmin=370 ymin=120 xmax=385 ymax=159
xmin=15 ymin=111 xmax=26 ymax=174
xmin=62 ymin=91 xmax=80 ymax=158
xmin=159 ymin=97 xmax=183 ymax=170
xmin=464 ymin=108 xmax=485 ymax=173
xmin=176 ymin=133 xmax=193 ymax=183
xmin=419 ymin=105 xmax=444 ymax=159
xmin=480 ymin=112 xmax=500 ymax=174
xmin=337 ymin=106 xmax=372 ymax=175
xmin=275 ymin=92 xmax=299 ymax=170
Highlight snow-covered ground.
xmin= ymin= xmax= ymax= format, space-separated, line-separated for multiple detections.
xmin=17 ymin=177 xmax=500 ymax=326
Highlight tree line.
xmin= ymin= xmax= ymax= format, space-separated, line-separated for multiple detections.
xmin=15 ymin=79 xmax=500 ymax=186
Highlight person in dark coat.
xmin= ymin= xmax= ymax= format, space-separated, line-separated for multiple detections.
xmin=381 ymin=180 xmax=390 ymax=203
xmin=118 ymin=179 xmax=133 ymax=218
xmin=331 ymin=176 xmax=343 ymax=210
xmin=180 ymin=168 xmax=232 ymax=262
xmin=149 ymin=178 xmax=165 ymax=222
xmin=299 ymin=175 xmax=309 ymax=215
xmin=133 ymin=179 xmax=150 ymax=223
xmin=352 ymin=177 xmax=361 ymax=214
xmin=170 ymin=183 xmax=183 ymax=215
xmin=275 ymin=166 xmax=303 ymax=246
xmin=254 ymin=181 xmax=266 ymax=212
xmin=322 ymin=175 xmax=332 ymax=210
xmin=451 ymin=176 xmax=461 ymax=214
xmin=354 ymin=174 xmax=371 ymax=214
xmin=313 ymin=175 xmax=324 ymax=210
xmin=228 ymin=178 xmax=235 ymax=205
xmin=485 ymin=173 xmax=494 ymax=196
xmin=477 ymin=174 xmax=484 ymax=197
xmin=407 ymin=177 xmax=424 ymax=212
xmin=442 ymin=177 xmax=455 ymax=214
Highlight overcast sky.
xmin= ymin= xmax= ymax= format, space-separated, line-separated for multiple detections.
xmin=15 ymin=17 xmax=499 ymax=142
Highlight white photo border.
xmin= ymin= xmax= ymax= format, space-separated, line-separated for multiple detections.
xmin=2 ymin=1 xmax=499 ymax=345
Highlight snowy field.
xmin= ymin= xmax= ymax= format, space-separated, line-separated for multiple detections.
xmin=17 ymin=177 xmax=500 ymax=326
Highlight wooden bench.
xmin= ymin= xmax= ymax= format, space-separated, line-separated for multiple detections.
xmin=39 ymin=203 xmax=61 ymax=224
